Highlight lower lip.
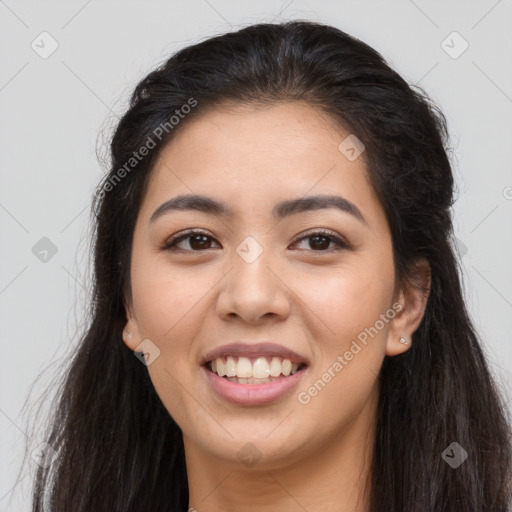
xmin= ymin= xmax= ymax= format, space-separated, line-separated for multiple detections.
xmin=202 ymin=366 xmax=307 ymax=406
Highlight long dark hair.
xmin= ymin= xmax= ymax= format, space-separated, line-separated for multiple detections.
xmin=29 ymin=20 xmax=512 ymax=511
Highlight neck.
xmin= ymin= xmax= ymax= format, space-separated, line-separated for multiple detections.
xmin=185 ymin=390 xmax=377 ymax=512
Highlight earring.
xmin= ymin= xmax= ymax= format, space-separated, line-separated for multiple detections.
xmin=125 ymin=330 xmax=132 ymax=339
xmin=399 ymin=337 xmax=409 ymax=345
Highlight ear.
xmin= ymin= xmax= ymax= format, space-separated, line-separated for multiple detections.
xmin=386 ymin=258 xmax=431 ymax=356
xmin=121 ymin=297 xmax=143 ymax=351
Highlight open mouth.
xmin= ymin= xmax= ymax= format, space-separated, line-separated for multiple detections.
xmin=205 ymin=356 xmax=308 ymax=385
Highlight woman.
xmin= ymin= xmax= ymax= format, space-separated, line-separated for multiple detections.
xmin=31 ymin=20 xmax=512 ymax=511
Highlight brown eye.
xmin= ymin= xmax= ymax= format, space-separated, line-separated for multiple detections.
xmin=162 ymin=229 xmax=349 ymax=253
xmin=187 ymin=234 xmax=214 ymax=250
xmin=307 ymin=234 xmax=331 ymax=251
xmin=291 ymin=230 xmax=349 ymax=252
xmin=161 ymin=231 xmax=221 ymax=252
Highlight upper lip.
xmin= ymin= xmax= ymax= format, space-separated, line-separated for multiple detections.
xmin=201 ymin=342 xmax=309 ymax=366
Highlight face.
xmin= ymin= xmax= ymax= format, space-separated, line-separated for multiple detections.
xmin=123 ymin=101 xmax=419 ymax=471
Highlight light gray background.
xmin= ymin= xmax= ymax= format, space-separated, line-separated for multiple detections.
xmin=1 ymin=1 xmax=511 ymax=509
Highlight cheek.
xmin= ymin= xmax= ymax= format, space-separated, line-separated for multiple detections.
xmin=130 ymin=252 xmax=210 ymax=396
xmin=293 ymin=256 xmax=394 ymax=429
xmin=294 ymin=285 xmax=392 ymax=438
xmin=130 ymin=261 xmax=204 ymax=428
xmin=130 ymin=253 xmax=206 ymax=340
xmin=297 ymin=256 xmax=395 ymax=342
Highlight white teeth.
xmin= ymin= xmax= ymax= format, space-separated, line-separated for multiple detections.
xmin=225 ymin=356 xmax=237 ymax=377
xmin=269 ymin=357 xmax=282 ymax=377
xmin=226 ymin=376 xmax=281 ymax=384
xmin=252 ymin=357 xmax=270 ymax=378
xmin=216 ymin=359 xmax=226 ymax=377
xmin=209 ymin=355 xmax=303 ymax=379
xmin=282 ymin=359 xmax=292 ymax=376
xmin=236 ymin=357 xmax=253 ymax=378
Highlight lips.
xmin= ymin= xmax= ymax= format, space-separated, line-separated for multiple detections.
xmin=201 ymin=342 xmax=309 ymax=406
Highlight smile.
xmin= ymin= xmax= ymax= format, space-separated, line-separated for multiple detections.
xmin=203 ymin=356 xmax=308 ymax=406
xmin=209 ymin=355 xmax=305 ymax=381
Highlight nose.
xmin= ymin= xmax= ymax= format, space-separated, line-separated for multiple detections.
xmin=216 ymin=247 xmax=291 ymax=324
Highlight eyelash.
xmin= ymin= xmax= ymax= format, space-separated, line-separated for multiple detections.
xmin=160 ymin=228 xmax=350 ymax=253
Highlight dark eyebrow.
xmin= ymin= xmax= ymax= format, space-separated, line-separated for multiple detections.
xmin=273 ymin=194 xmax=366 ymax=224
xmin=150 ymin=194 xmax=366 ymax=225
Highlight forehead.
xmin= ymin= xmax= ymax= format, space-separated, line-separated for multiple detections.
xmin=138 ymin=101 xmax=384 ymax=226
